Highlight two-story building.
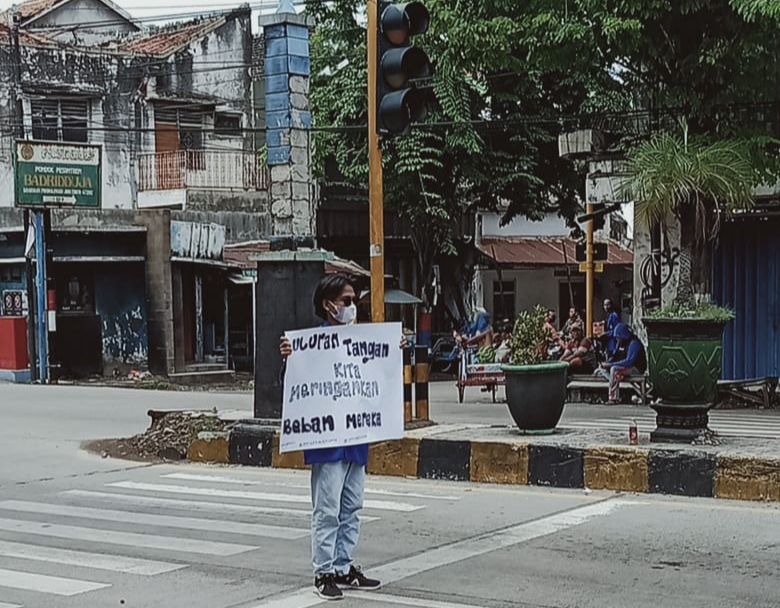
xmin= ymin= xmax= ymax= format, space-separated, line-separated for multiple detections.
xmin=0 ymin=0 xmax=291 ymax=380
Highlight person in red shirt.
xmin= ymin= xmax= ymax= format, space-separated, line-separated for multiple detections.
xmin=559 ymin=323 xmax=596 ymax=373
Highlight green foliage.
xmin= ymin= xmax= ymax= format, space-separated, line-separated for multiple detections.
xmin=305 ymin=0 xmax=780 ymax=307
xmin=624 ymin=125 xmax=759 ymax=234
xmin=305 ymin=0 xmax=586 ymax=304
xmin=508 ymin=305 xmax=548 ymax=366
xmin=647 ymin=301 xmax=735 ymax=322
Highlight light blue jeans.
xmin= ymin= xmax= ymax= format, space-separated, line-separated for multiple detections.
xmin=310 ymin=460 xmax=365 ymax=575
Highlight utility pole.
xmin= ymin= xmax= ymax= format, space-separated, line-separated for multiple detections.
xmin=11 ymin=7 xmax=38 ymax=380
xmin=585 ymin=202 xmax=594 ymax=337
xmin=367 ymin=0 xmax=385 ymax=322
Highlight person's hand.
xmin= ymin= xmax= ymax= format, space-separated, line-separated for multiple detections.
xmin=280 ymin=336 xmax=292 ymax=359
xmin=400 ymin=335 xmax=408 ymax=349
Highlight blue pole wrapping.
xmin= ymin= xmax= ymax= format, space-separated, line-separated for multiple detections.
xmin=34 ymin=211 xmax=47 ymax=383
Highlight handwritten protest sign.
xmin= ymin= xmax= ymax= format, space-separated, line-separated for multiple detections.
xmin=280 ymin=322 xmax=404 ymax=453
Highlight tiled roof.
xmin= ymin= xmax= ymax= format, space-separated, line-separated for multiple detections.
xmin=222 ymin=242 xmax=371 ymax=278
xmin=222 ymin=240 xmax=271 ymax=269
xmin=118 ymin=16 xmax=223 ymax=55
xmin=477 ymin=237 xmax=633 ymax=267
xmin=8 ymin=0 xmax=63 ymax=21
xmin=0 ymin=22 xmax=52 ymax=45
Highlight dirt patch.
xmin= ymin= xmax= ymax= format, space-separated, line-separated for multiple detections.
xmin=83 ymin=411 xmax=233 ymax=462
xmin=69 ymin=371 xmax=255 ymax=393
xmin=405 ymin=419 xmax=437 ymax=431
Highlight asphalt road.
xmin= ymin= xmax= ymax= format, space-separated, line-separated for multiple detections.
xmin=1 ymin=382 xmax=779 ymax=608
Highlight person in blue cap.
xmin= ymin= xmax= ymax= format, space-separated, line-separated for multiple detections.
xmin=594 ymin=323 xmax=646 ymax=404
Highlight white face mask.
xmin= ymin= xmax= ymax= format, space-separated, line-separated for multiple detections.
xmin=331 ymin=302 xmax=357 ymax=325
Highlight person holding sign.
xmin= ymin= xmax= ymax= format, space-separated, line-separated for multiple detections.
xmin=280 ymin=273 xmax=403 ymax=601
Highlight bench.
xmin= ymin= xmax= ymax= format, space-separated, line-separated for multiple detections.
xmin=566 ymin=374 xmax=650 ymax=405
xmin=716 ymin=377 xmax=778 ymax=409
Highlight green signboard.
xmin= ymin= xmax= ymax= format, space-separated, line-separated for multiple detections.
xmin=14 ymin=140 xmax=101 ymax=209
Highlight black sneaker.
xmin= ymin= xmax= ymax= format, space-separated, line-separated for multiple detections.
xmin=335 ymin=565 xmax=382 ymax=590
xmin=314 ymin=573 xmax=343 ymax=601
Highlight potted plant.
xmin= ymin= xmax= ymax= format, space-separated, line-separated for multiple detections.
xmin=501 ymin=305 xmax=568 ymax=434
xmin=624 ymin=125 xmax=757 ymax=441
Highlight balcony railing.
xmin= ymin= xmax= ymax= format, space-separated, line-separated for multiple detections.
xmin=138 ymin=150 xmax=269 ymax=192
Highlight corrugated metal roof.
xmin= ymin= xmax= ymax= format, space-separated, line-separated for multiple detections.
xmin=478 ymin=237 xmax=633 ymax=266
xmin=118 ymin=16 xmax=224 ymax=55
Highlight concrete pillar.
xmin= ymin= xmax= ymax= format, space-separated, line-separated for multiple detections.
xmin=259 ymin=3 xmax=315 ymax=238
xmin=135 ymin=210 xmax=175 ymax=375
xmin=252 ymin=251 xmax=332 ymax=420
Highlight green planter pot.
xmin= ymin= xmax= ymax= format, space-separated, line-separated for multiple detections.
xmin=643 ymin=318 xmax=728 ymax=442
xmin=500 ymin=361 xmax=568 ymax=434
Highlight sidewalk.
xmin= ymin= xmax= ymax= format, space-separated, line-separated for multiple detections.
xmin=200 ymin=381 xmax=780 ymax=503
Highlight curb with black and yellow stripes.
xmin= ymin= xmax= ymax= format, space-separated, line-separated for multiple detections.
xmin=187 ymin=424 xmax=780 ymax=503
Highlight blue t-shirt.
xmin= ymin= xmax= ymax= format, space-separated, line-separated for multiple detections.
xmin=604 ymin=311 xmax=620 ymax=356
xmin=301 ymin=321 xmax=370 ymax=466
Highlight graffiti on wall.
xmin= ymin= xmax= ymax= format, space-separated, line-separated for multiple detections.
xmin=102 ymin=305 xmax=147 ymax=365
xmin=639 ymin=244 xmax=679 ymax=315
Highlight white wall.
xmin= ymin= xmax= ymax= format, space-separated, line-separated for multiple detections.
xmin=479 ymin=211 xmax=569 ymax=239
xmin=478 ymin=265 xmax=634 ymax=329
xmin=33 ymin=0 xmax=138 ymax=44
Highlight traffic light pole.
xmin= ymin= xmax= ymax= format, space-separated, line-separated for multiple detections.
xmin=367 ymin=0 xmax=385 ymax=322
xmin=585 ymin=202 xmax=594 ymax=337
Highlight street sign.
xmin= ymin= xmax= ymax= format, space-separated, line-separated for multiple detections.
xmin=14 ymin=140 xmax=101 ymax=209
xmin=579 ymin=261 xmax=604 ymax=273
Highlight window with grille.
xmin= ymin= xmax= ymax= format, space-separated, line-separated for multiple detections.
xmin=31 ymin=98 xmax=89 ymax=143
xmin=492 ymin=280 xmax=515 ymax=322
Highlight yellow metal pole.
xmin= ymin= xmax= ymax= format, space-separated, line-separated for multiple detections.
xmin=585 ymin=202 xmax=594 ymax=337
xmin=367 ymin=0 xmax=385 ymax=322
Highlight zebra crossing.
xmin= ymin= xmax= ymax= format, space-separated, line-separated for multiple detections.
xmin=561 ymin=409 xmax=780 ymax=438
xmin=0 ymin=469 xmax=460 ymax=607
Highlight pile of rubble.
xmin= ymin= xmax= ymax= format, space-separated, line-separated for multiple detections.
xmin=691 ymin=428 xmax=724 ymax=446
xmin=129 ymin=410 xmax=232 ymax=460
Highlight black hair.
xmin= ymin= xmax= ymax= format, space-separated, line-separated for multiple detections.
xmin=313 ymin=273 xmax=355 ymax=320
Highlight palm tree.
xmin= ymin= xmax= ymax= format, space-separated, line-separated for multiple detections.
xmin=624 ymin=124 xmax=757 ymax=307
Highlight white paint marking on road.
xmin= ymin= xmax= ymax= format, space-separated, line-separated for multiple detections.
xmin=373 ymin=498 xmax=631 ymax=584
xmin=161 ymin=473 xmax=461 ymax=501
xmin=0 ymin=602 xmax=23 ymax=608
xmin=0 ymin=518 xmax=256 ymax=557
xmin=108 ymin=482 xmax=424 ymax=512
xmin=0 ymin=567 xmax=109 ymax=597
xmin=0 ymin=500 xmax=308 ymax=540
xmin=0 ymin=539 xmax=184 ymax=575
xmin=61 ymin=490 xmax=380 ymax=523
xmin=248 ymin=498 xmax=631 ymax=608
xmin=352 ymin=592 xmax=487 ymax=608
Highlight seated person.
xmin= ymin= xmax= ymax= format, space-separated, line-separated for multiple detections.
xmin=454 ymin=309 xmax=494 ymax=363
xmin=559 ymin=323 xmax=596 ymax=373
xmin=560 ymin=307 xmax=583 ymax=343
xmin=543 ymin=309 xmax=563 ymax=359
xmin=493 ymin=331 xmax=510 ymax=364
xmin=593 ymin=323 xmax=646 ymax=404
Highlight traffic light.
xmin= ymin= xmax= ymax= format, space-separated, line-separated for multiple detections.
xmin=376 ymin=1 xmax=433 ymax=136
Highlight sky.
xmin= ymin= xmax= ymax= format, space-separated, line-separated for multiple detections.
xmin=0 ymin=0 xmax=305 ymax=28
